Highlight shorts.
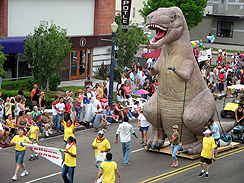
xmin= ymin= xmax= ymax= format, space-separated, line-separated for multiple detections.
xmin=42 ymin=122 xmax=51 ymax=129
xmin=215 ymin=138 xmax=220 ymax=147
xmin=15 ymin=150 xmax=26 ymax=164
xmin=29 ymin=138 xmax=37 ymax=144
xmin=218 ymin=83 xmax=224 ymax=91
xmin=200 ymin=156 xmax=212 ymax=164
xmin=139 ymin=126 xmax=149 ymax=132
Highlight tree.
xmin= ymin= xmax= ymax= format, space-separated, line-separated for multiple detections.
xmin=139 ymin=0 xmax=208 ymax=30
xmin=0 ymin=35 xmax=6 ymax=78
xmin=23 ymin=21 xmax=72 ymax=91
xmin=115 ymin=25 xmax=146 ymax=72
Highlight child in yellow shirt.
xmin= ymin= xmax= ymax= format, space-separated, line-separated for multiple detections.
xmin=26 ymin=119 xmax=39 ymax=161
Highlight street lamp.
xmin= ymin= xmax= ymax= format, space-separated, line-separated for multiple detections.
xmin=108 ymin=22 xmax=118 ymax=107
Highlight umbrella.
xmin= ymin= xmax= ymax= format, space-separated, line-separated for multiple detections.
xmin=133 ymin=89 xmax=150 ymax=94
xmin=143 ymin=49 xmax=161 ymax=58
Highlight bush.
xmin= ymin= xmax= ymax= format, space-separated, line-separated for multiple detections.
xmin=1 ymin=74 xmax=61 ymax=91
xmin=114 ymin=68 xmax=121 ymax=82
xmin=93 ymin=62 xmax=110 ymax=79
xmin=2 ymin=78 xmax=35 ymax=91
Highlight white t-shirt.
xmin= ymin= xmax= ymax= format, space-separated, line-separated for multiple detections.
xmin=56 ymin=102 xmax=65 ymax=114
xmin=116 ymin=122 xmax=134 ymax=143
xmin=147 ymin=58 xmax=153 ymax=68
xmin=93 ymin=99 xmax=102 ymax=113
xmin=137 ymin=113 xmax=150 ymax=127
xmin=131 ymin=105 xmax=138 ymax=112
xmin=0 ymin=104 xmax=4 ymax=118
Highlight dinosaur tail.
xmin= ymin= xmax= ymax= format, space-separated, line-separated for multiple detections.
xmin=215 ymin=121 xmax=235 ymax=134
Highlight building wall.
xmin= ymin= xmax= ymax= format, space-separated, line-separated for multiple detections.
xmin=94 ymin=0 xmax=116 ymax=35
xmin=189 ymin=17 xmax=212 ymax=41
xmin=8 ymin=0 xmax=95 ymax=37
xmin=0 ymin=0 xmax=8 ymax=36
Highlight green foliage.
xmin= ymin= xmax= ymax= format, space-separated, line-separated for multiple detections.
xmin=48 ymin=73 xmax=61 ymax=91
xmin=1 ymin=78 xmax=36 ymax=91
xmin=139 ymin=0 xmax=208 ymax=30
xmin=115 ymin=13 xmax=122 ymax=25
xmin=115 ymin=25 xmax=146 ymax=72
xmin=0 ymin=35 xmax=6 ymax=78
xmin=23 ymin=21 xmax=72 ymax=91
xmin=114 ymin=68 xmax=121 ymax=82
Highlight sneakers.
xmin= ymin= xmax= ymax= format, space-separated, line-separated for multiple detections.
xmin=12 ymin=175 xmax=17 ymax=181
xmin=171 ymin=163 xmax=175 ymax=168
xmin=35 ymin=155 xmax=39 ymax=160
xmin=205 ymin=173 xmax=209 ymax=179
xmin=131 ymin=116 xmax=136 ymax=119
xmin=198 ymin=171 xmax=205 ymax=178
xmin=174 ymin=161 xmax=178 ymax=167
xmin=48 ymin=129 xmax=53 ymax=134
xmin=129 ymin=117 xmax=132 ymax=120
xmin=107 ymin=122 xmax=111 ymax=125
xmin=20 ymin=170 xmax=28 ymax=177
xmin=45 ymin=131 xmax=49 ymax=137
xmin=29 ymin=156 xmax=35 ymax=161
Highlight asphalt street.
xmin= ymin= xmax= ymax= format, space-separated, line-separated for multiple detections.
xmin=0 ymin=98 xmax=243 ymax=183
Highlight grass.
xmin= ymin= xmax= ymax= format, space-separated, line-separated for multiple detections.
xmin=204 ymin=47 xmax=240 ymax=53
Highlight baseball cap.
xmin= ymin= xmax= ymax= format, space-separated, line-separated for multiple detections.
xmin=66 ymin=91 xmax=70 ymax=94
xmin=203 ymin=129 xmax=211 ymax=134
xmin=98 ymin=130 xmax=104 ymax=135
xmin=173 ymin=125 xmax=178 ymax=129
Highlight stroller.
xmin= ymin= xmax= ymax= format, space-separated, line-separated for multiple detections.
xmin=231 ymin=125 xmax=244 ymax=144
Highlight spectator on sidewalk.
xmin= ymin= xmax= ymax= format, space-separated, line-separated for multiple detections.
xmin=84 ymin=87 xmax=92 ymax=104
xmin=6 ymin=114 xmax=16 ymax=134
xmin=56 ymin=97 xmax=66 ymax=132
xmin=102 ymin=105 xmax=113 ymax=123
xmin=117 ymin=84 xmax=125 ymax=102
xmin=94 ymin=153 xmax=121 ymax=183
xmin=0 ymin=120 xmax=11 ymax=145
xmin=93 ymin=109 xmax=107 ymax=132
xmin=93 ymin=95 xmax=102 ymax=114
xmin=41 ymin=110 xmax=53 ymax=137
xmin=52 ymin=97 xmax=59 ymax=131
xmin=65 ymin=98 xmax=72 ymax=121
xmin=138 ymin=71 xmax=147 ymax=89
xmin=31 ymin=84 xmax=38 ymax=103
xmin=75 ymin=92 xmax=83 ymax=122
xmin=4 ymin=97 xmax=15 ymax=119
xmin=103 ymin=81 xmax=108 ymax=99
xmin=131 ymin=101 xmax=141 ymax=117
xmin=30 ymin=106 xmax=40 ymax=119
xmin=129 ymin=69 xmax=135 ymax=92
xmin=115 ymin=116 xmax=138 ymax=165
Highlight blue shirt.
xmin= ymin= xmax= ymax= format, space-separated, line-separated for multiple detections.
xmin=210 ymin=123 xmax=220 ymax=139
xmin=102 ymin=109 xmax=112 ymax=117
xmin=129 ymin=72 xmax=135 ymax=85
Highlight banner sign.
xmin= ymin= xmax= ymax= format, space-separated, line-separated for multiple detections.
xmin=198 ymin=48 xmax=212 ymax=63
xmin=17 ymin=142 xmax=63 ymax=168
xmin=121 ymin=0 xmax=132 ymax=26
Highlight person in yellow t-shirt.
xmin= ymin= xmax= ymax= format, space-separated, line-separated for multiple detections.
xmin=10 ymin=128 xmax=32 ymax=181
xmin=198 ymin=129 xmax=216 ymax=179
xmin=26 ymin=119 xmax=39 ymax=161
xmin=6 ymin=114 xmax=16 ymax=129
xmin=95 ymin=153 xmax=121 ymax=183
xmin=61 ymin=111 xmax=77 ymax=149
xmin=61 ymin=136 xmax=77 ymax=183
xmin=92 ymin=130 xmax=111 ymax=183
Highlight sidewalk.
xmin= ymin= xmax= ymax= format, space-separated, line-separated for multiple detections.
xmin=204 ymin=42 xmax=244 ymax=52
xmin=58 ymin=78 xmax=118 ymax=91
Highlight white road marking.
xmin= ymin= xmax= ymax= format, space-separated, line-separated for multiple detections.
xmin=131 ymin=148 xmax=144 ymax=153
xmin=25 ymin=172 xmax=62 ymax=183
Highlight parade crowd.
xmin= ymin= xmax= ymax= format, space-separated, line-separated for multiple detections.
xmin=1 ymin=47 xmax=244 ymax=182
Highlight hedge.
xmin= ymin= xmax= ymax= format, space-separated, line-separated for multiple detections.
xmin=2 ymin=78 xmax=35 ymax=91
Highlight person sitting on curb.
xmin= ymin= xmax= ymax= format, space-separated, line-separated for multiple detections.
xmin=41 ymin=110 xmax=53 ymax=137
xmin=93 ymin=108 xmax=107 ymax=132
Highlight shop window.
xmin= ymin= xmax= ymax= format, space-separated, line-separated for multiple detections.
xmin=217 ymin=21 xmax=234 ymax=38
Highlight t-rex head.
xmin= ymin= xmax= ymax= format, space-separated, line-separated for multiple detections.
xmin=146 ymin=7 xmax=188 ymax=49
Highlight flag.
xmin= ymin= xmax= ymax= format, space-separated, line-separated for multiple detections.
xmin=16 ymin=142 xmax=63 ymax=167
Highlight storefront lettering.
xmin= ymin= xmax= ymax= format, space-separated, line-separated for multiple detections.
xmin=121 ymin=0 xmax=132 ymax=25
xmin=80 ymin=38 xmax=86 ymax=47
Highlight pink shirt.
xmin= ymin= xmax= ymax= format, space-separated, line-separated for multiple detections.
xmin=124 ymin=86 xmax=130 ymax=96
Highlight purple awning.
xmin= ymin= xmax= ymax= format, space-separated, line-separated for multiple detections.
xmin=0 ymin=37 xmax=27 ymax=54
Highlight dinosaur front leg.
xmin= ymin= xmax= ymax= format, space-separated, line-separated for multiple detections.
xmin=144 ymin=90 xmax=165 ymax=149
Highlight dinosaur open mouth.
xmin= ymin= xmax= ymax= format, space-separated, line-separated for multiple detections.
xmin=146 ymin=24 xmax=167 ymax=45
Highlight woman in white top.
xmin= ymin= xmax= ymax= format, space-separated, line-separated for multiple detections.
xmin=15 ymin=97 xmax=30 ymax=119
xmin=137 ymin=112 xmax=150 ymax=146
xmin=121 ymin=73 xmax=127 ymax=84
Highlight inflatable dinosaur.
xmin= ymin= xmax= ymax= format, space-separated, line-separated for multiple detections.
xmin=144 ymin=7 xmax=233 ymax=154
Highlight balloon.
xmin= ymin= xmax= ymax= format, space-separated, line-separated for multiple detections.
xmin=211 ymin=39 xmax=215 ymax=43
xmin=211 ymin=35 xmax=215 ymax=39
xmin=240 ymin=53 xmax=243 ymax=57
xmin=192 ymin=45 xmax=196 ymax=48
xmin=192 ymin=41 xmax=196 ymax=46
xmin=147 ymin=35 xmax=151 ymax=40
xmin=195 ymin=45 xmax=198 ymax=49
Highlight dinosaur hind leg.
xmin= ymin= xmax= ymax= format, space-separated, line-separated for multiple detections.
xmin=144 ymin=90 xmax=165 ymax=149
